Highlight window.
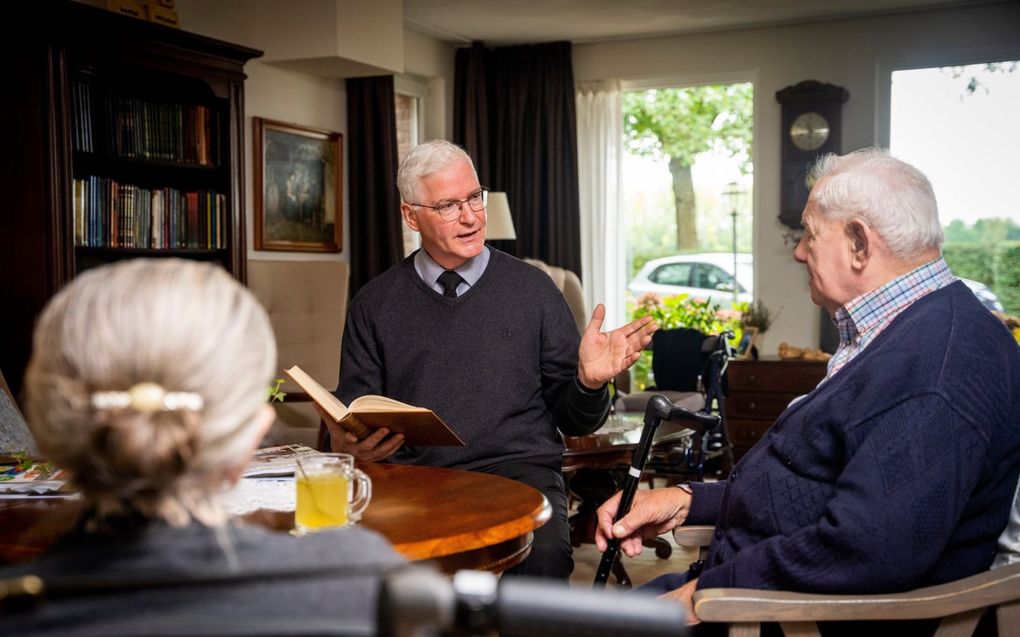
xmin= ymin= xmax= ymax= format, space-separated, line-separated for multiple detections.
xmin=622 ymin=81 xmax=754 ymax=310
xmin=695 ymin=264 xmax=739 ymax=293
xmin=890 ymin=60 xmax=1020 ymax=316
xmin=650 ymin=263 xmax=693 ymax=286
xmin=395 ymin=79 xmax=426 ymax=257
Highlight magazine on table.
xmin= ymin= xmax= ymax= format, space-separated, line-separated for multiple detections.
xmin=243 ymin=444 xmax=322 ymax=478
xmin=0 ymin=456 xmax=72 ymax=495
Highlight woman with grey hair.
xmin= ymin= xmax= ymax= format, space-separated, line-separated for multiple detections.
xmin=1 ymin=258 xmax=403 ymax=636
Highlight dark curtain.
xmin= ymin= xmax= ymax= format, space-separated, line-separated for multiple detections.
xmin=454 ymin=41 xmax=582 ymax=275
xmin=346 ymin=75 xmax=402 ymax=298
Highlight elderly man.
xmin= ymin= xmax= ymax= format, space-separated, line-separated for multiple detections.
xmin=329 ymin=140 xmax=656 ymax=578
xmin=597 ymin=149 xmax=1020 ymax=623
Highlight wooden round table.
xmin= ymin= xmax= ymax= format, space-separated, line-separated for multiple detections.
xmin=359 ymin=462 xmax=550 ymax=572
xmin=0 ymin=463 xmax=551 ymax=574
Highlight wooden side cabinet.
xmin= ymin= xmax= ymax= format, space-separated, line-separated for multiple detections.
xmin=725 ymin=357 xmax=827 ymax=460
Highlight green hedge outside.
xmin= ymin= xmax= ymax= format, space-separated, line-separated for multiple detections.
xmin=943 ymin=241 xmax=1020 ymax=315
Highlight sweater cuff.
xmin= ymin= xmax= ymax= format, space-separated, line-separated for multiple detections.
xmin=685 ymin=481 xmax=726 ymax=526
xmin=555 ymin=376 xmax=610 ymax=436
xmin=574 ymin=374 xmax=607 ymax=394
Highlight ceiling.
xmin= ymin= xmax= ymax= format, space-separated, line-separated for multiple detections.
xmin=403 ymin=0 xmax=995 ymax=45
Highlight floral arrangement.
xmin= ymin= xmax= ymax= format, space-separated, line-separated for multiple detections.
xmin=266 ymin=378 xmax=287 ymax=403
xmin=629 ymin=293 xmax=744 ymax=390
xmin=741 ymin=299 xmax=777 ymax=333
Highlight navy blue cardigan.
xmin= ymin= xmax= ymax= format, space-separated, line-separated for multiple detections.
xmin=688 ymin=281 xmax=1020 ymax=593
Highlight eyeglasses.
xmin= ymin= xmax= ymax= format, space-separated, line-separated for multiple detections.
xmin=409 ymin=187 xmax=488 ymax=221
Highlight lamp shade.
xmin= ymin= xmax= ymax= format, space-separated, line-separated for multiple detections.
xmin=485 ymin=192 xmax=516 ymax=240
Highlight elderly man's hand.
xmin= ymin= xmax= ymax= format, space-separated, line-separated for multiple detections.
xmin=659 ymin=577 xmax=701 ymax=626
xmin=316 ymin=404 xmax=405 ymax=462
xmin=594 ymin=487 xmax=692 ymax=557
xmin=577 ymin=304 xmax=657 ymax=390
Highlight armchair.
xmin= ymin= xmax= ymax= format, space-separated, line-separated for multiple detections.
xmin=523 ymin=258 xmax=587 ymax=333
xmin=673 ymin=525 xmax=1020 ymax=637
xmin=247 ymin=260 xmax=349 ymax=449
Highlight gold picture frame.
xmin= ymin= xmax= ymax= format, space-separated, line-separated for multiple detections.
xmin=253 ymin=117 xmax=342 ymax=252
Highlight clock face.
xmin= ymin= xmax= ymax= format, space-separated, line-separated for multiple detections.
xmin=789 ymin=111 xmax=830 ymax=151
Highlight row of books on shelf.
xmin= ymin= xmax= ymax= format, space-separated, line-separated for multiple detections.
xmin=73 ymin=176 xmax=226 ymax=250
xmin=71 ymin=78 xmax=220 ymax=166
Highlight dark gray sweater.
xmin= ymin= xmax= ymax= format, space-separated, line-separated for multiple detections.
xmin=0 ymin=520 xmax=405 ymax=636
xmin=337 ymin=249 xmax=609 ymax=472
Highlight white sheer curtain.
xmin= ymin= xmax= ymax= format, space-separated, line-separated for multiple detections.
xmin=576 ymin=80 xmax=626 ymax=330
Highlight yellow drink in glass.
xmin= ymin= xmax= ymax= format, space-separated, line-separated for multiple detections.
xmin=295 ymin=473 xmax=349 ymax=531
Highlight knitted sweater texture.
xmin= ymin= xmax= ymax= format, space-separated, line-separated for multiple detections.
xmin=338 ymin=249 xmax=609 ymax=472
xmin=0 ymin=521 xmax=403 ymax=636
xmin=688 ymin=281 xmax=1020 ymax=593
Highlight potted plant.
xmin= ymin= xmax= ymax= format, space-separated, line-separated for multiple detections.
xmin=741 ymin=300 xmax=778 ymax=358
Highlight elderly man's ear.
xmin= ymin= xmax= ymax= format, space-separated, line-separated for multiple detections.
xmin=845 ymin=219 xmax=872 ymax=270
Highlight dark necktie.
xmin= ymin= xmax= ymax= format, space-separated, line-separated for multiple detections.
xmin=437 ymin=270 xmax=463 ymax=298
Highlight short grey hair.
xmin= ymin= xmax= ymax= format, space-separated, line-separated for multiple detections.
xmin=808 ymin=148 xmax=943 ymax=260
xmin=396 ymin=140 xmax=477 ymax=204
xmin=25 ymin=258 xmax=276 ymax=527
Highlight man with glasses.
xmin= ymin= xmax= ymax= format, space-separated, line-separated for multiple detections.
xmin=328 ymin=140 xmax=656 ymax=578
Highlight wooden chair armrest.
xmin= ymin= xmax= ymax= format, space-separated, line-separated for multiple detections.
xmin=692 ymin=562 xmax=1020 ymax=623
xmin=673 ymin=525 xmax=714 ymax=549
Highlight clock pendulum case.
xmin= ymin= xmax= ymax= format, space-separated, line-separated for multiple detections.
xmin=775 ymin=80 xmax=850 ymax=229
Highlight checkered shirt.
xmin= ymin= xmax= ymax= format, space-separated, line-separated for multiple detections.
xmin=825 ymin=257 xmax=956 ymax=380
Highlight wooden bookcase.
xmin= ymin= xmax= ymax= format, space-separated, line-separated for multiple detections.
xmin=0 ymin=2 xmax=262 ymax=397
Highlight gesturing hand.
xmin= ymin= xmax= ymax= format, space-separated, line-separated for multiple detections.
xmin=577 ymin=303 xmax=657 ymax=390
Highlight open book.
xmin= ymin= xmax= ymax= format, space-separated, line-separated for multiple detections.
xmin=284 ymin=365 xmax=464 ymax=447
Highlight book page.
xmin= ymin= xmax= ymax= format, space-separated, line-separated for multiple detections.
xmin=349 ymin=394 xmax=428 ymax=412
xmin=284 ymin=365 xmax=349 ymax=421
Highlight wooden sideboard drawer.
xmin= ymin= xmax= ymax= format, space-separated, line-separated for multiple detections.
xmin=727 ymin=392 xmax=802 ymax=419
xmin=727 ymin=419 xmax=769 ymax=447
xmin=727 ymin=360 xmax=826 ymax=394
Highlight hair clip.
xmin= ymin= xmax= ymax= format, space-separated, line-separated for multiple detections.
xmin=91 ymin=382 xmax=204 ymax=414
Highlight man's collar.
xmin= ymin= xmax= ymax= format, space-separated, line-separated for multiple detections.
xmin=837 ymin=256 xmax=954 ymax=334
xmin=414 ymin=246 xmax=490 ymax=288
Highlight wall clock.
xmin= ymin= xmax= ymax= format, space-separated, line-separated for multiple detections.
xmin=775 ymin=81 xmax=849 ymax=228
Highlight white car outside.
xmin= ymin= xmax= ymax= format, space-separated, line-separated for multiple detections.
xmin=628 ymin=253 xmax=753 ymax=307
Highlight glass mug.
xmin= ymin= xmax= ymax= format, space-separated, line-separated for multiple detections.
xmin=294 ymin=453 xmax=372 ymax=534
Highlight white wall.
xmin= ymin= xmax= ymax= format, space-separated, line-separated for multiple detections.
xmin=573 ymin=3 xmax=1020 ymax=352
xmin=174 ymin=1 xmax=455 ymax=264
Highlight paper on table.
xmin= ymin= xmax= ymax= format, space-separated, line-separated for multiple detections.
xmin=243 ymin=444 xmax=322 ymax=478
xmin=223 ymin=477 xmax=294 ymax=515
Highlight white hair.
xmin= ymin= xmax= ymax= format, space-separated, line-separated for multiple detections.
xmin=25 ymin=258 xmax=276 ymax=527
xmin=808 ymin=148 xmax=944 ymax=260
xmin=396 ymin=140 xmax=477 ymax=204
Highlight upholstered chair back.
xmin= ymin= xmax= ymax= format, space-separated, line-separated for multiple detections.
xmin=247 ymin=260 xmax=348 ymax=447
xmin=523 ymin=259 xmax=587 ymax=333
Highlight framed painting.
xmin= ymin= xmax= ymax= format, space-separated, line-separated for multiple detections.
xmin=254 ymin=118 xmax=342 ymax=252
